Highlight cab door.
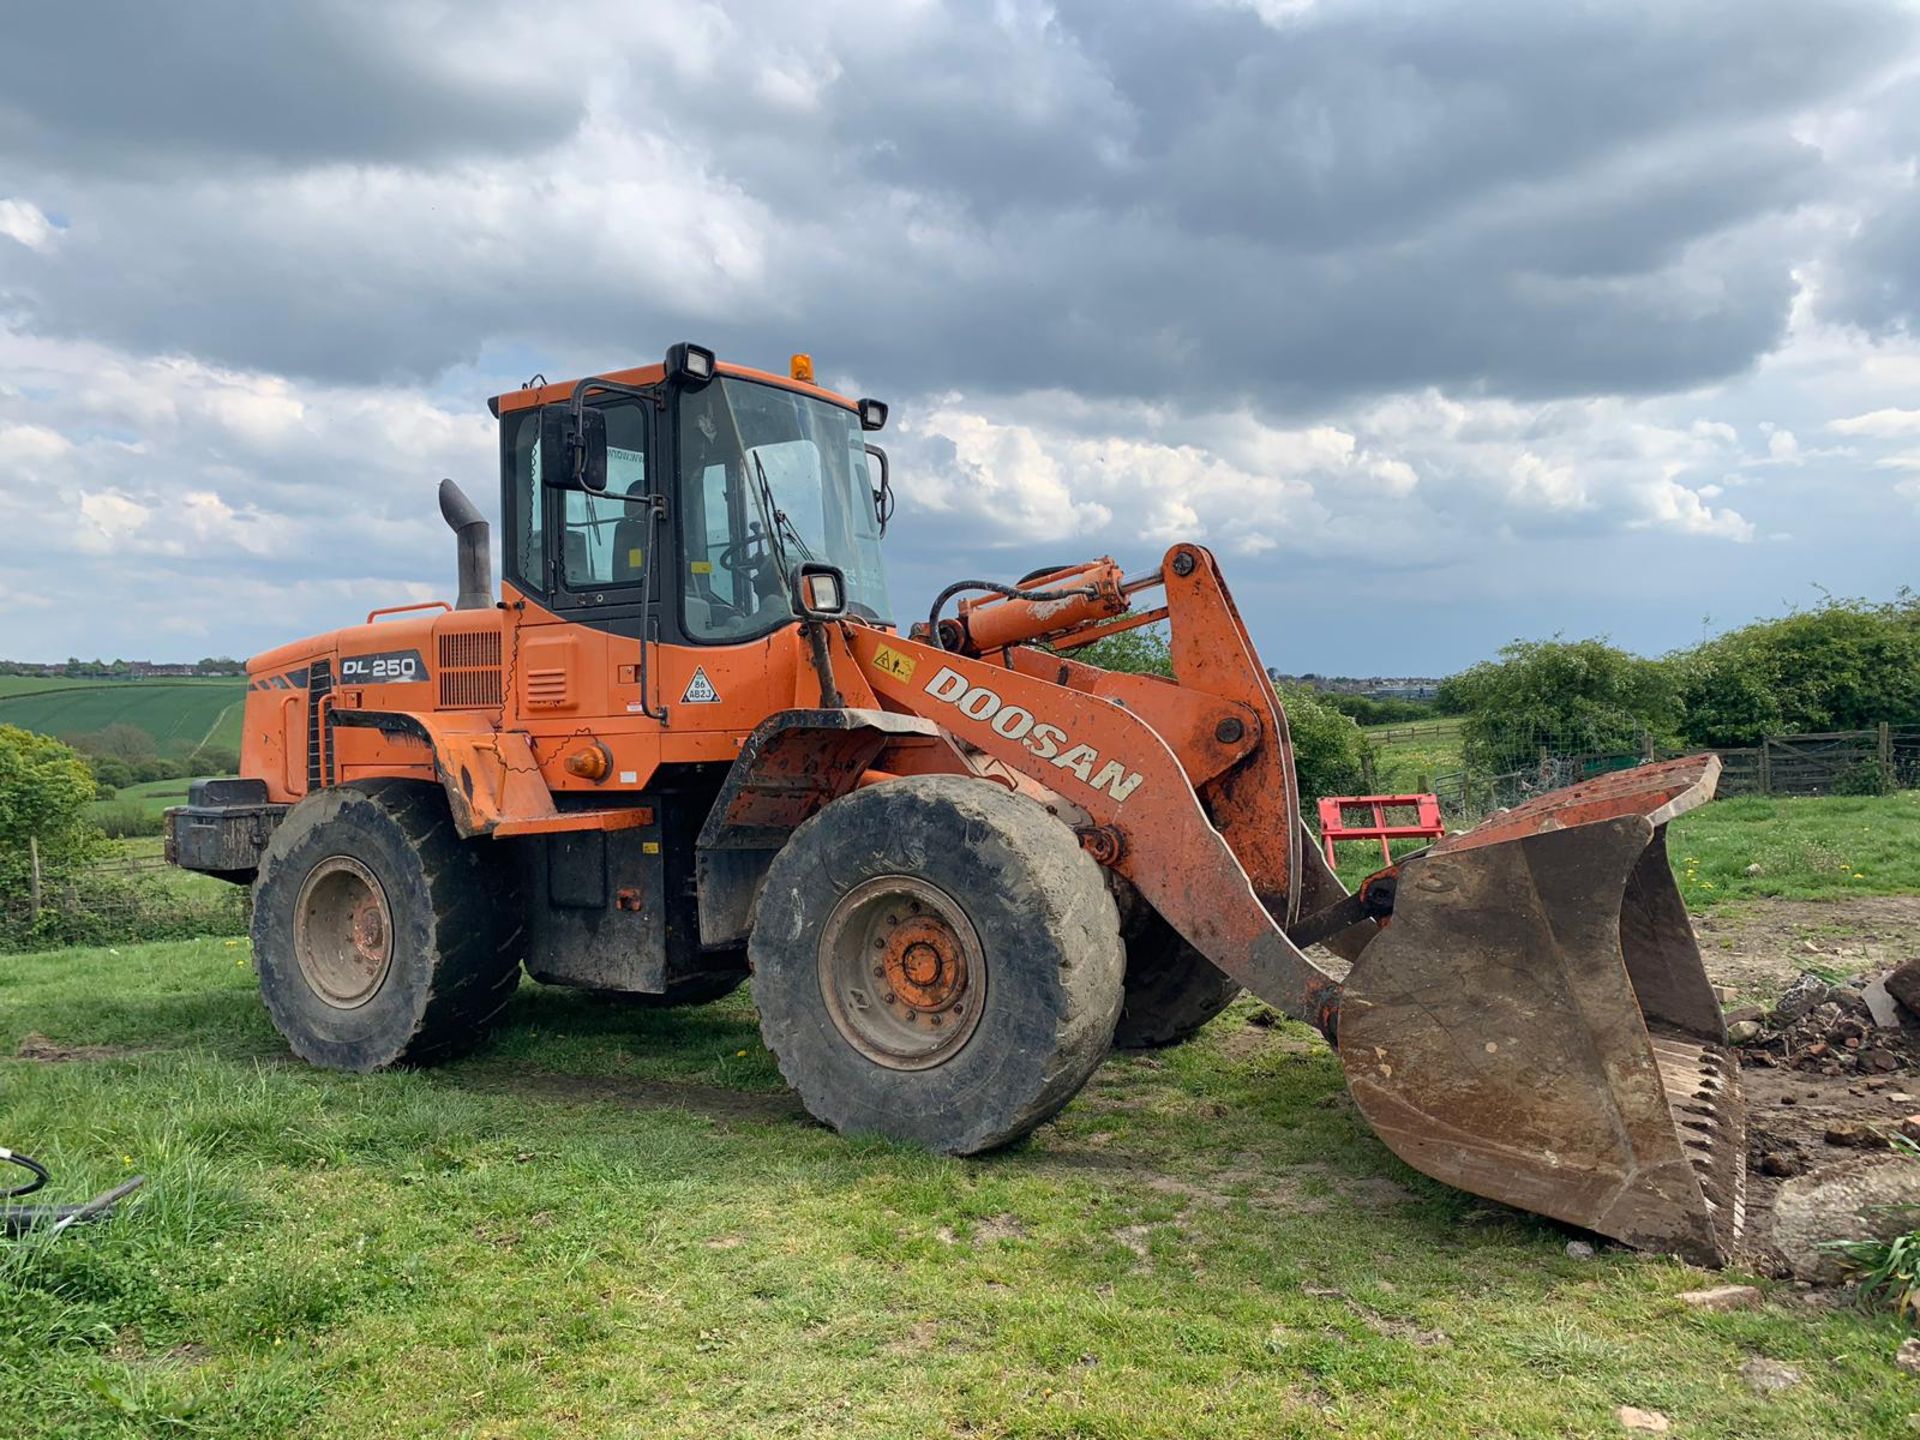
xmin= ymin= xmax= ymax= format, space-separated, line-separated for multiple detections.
xmin=499 ymin=393 xmax=665 ymax=776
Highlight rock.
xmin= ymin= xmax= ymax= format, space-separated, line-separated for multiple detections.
xmin=1832 ymin=987 xmax=1874 ymax=1022
xmin=1617 ymin=1406 xmax=1670 ymax=1433
xmin=1862 ymin=1048 xmax=1902 ymax=1074
xmin=1714 ymin=984 xmax=1737 ymax=1005
xmin=1740 ymin=1357 xmax=1804 ymax=1393
xmin=1773 ymin=1155 xmax=1920 ymax=1282
xmin=1885 ymin=960 xmax=1920 ymax=1019
xmin=1773 ymin=973 xmax=1831 ymax=1026
xmin=1727 ymin=1020 xmax=1764 ymax=1044
xmin=1759 ymin=1150 xmax=1804 ymax=1178
xmin=1565 ymin=1240 xmax=1596 ymax=1260
xmin=1677 ymin=1284 xmax=1762 ymax=1311
xmin=1892 ymin=1092 xmax=1918 ymax=1104
xmin=1903 ymin=1116 xmax=1920 ymax=1143
xmin=1825 ymin=1120 xmax=1888 ymax=1148
xmin=1864 ymin=977 xmax=1903 ymax=1029
xmin=1899 ymin=1337 xmax=1920 ymax=1374
xmin=1745 ymin=862 xmax=1764 ymax=877
xmin=1724 ymin=1004 xmax=1766 ymax=1026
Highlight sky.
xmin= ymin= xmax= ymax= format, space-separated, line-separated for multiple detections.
xmin=2 ymin=0 xmax=1918 ymax=676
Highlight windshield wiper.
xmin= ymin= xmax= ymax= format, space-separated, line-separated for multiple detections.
xmin=751 ymin=450 xmax=818 ymax=573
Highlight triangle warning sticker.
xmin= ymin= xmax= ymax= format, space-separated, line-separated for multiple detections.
xmin=681 ymin=667 xmax=720 ymax=704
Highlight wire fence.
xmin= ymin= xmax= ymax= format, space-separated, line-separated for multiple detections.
xmin=1426 ymin=724 xmax=1918 ymax=827
xmin=2 ymin=847 xmax=249 ymax=951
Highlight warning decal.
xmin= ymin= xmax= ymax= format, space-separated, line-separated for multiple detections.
xmin=869 ymin=643 xmax=917 ymax=683
xmin=681 ymin=667 xmax=720 ymax=704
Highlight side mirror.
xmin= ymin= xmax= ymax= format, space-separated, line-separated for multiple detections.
xmin=538 ymin=405 xmax=608 ymax=493
xmin=865 ymin=444 xmax=893 ymax=536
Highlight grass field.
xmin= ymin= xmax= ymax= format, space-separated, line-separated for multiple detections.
xmin=87 ymin=778 xmax=201 ymax=824
xmin=0 ymin=678 xmax=245 ymax=751
xmin=1362 ymin=716 xmax=1464 ymax=793
xmin=4 ymin=922 xmax=1918 ymax=1438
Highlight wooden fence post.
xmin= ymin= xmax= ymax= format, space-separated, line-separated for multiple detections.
xmin=1759 ymin=741 xmax=1772 ymax=796
xmin=28 ymin=834 xmax=42 ymax=923
xmin=1881 ymin=722 xmax=1895 ymax=783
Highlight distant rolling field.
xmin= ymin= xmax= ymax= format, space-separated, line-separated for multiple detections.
xmin=0 ymin=677 xmax=246 ymax=750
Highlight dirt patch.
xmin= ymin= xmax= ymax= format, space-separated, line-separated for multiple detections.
xmin=1688 ymin=896 xmax=1920 ymax=1271
xmin=1694 ymin=896 xmax=1920 ymax=1006
xmin=972 ymin=1213 xmax=1027 ymax=1243
xmin=14 ymin=1031 xmax=136 ymax=1063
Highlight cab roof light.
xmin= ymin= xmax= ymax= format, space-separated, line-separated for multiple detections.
xmin=665 ymin=342 xmax=716 ymax=384
xmin=790 ymin=353 xmax=815 ymax=383
xmin=858 ymin=398 xmax=888 ymax=432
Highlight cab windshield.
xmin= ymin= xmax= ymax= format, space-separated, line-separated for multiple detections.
xmin=677 ymin=378 xmax=890 ymax=641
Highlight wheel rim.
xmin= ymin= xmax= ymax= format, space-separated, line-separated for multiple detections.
xmin=818 ymin=875 xmax=986 ymax=1070
xmin=293 ymin=856 xmax=394 ymax=1009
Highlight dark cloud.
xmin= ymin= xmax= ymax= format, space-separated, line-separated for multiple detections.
xmin=0 ymin=0 xmax=581 ymax=175
xmin=0 ymin=0 xmax=1906 ymax=417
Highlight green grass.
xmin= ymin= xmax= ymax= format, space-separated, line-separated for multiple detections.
xmin=1666 ymin=791 xmax=1920 ymax=909
xmin=1362 ymin=716 xmax=1464 ymax=793
xmin=0 ymin=679 xmax=245 ymax=751
xmin=87 ymin=778 xmax=203 ymax=825
xmin=3 ymin=939 xmax=1914 ymax=1438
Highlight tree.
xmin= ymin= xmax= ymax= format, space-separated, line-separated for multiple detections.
xmin=1672 ymin=595 xmax=1920 ymax=746
xmin=0 ymin=726 xmax=103 ymax=921
xmin=1442 ymin=638 xmax=1680 ymax=773
xmin=1273 ymin=682 xmax=1372 ymax=802
xmin=1072 ymin=626 xmax=1174 ymax=678
xmin=70 ymin=723 xmax=157 ymax=764
xmin=1072 ymin=627 xmax=1371 ymax=805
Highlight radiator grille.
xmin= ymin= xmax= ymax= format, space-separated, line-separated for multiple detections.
xmin=437 ymin=630 xmax=503 ymax=708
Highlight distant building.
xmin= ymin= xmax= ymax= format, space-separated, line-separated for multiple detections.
xmin=1267 ymin=670 xmax=1442 ymax=701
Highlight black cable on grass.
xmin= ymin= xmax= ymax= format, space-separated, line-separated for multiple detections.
xmin=1 ymin=1147 xmax=145 ymax=1239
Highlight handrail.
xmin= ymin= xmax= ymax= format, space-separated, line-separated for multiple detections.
xmin=366 ymin=601 xmax=452 ymax=625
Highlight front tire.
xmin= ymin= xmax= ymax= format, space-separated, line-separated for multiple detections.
xmin=750 ymin=776 xmax=1124 ymax=1154
xmin=1113 ymin=903 xmax=1242 ymax=1049
xmin=251 ymin=781 xmax=524 ymax=1072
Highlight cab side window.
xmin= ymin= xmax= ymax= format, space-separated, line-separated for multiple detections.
xmin=559 ymin=401 xmax=651 ymax=590
xmin=504 ymin=409 xmax=544 ymax=595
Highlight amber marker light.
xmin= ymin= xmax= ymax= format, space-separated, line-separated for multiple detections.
xmin=564 ymin=742 xmax=612 ymax=782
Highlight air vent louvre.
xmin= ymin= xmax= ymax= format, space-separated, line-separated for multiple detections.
xmin=525 ymin=667 xmax=569 ymax=708
xmin=437 ymin=630 xmax=503 ymax=708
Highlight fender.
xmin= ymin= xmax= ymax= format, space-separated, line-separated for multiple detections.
xmin=694 ymin=707 xmax=952 ymax=947
xmin=328 ymin=709 xmax=652 ymax=839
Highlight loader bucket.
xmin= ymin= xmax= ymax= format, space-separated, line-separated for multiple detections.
xmin=1336 ymin=756 xmax=1744 ymax=1264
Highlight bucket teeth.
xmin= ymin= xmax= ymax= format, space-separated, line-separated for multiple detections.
xmin=1650 ymin=1033 xmax=1746 ymax=1244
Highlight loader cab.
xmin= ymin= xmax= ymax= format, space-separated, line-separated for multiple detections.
xmin=494 ymin=348 xmax=892 ymax=646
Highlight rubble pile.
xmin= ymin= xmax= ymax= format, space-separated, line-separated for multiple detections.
xmin=1730 ymin=957 xmax=1920 ymax=1078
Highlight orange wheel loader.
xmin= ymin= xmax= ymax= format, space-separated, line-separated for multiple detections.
xmin=166 ymin=344 xmax=1743 ymax=1263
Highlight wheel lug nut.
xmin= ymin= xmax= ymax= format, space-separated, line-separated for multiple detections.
xmin=929 ymin=1015 xmax=943 ymax=1028
xmin=882 ymin=991 xmax=896 ymax=1005
xmin=872 ymin=965 xmax=884 ymax=978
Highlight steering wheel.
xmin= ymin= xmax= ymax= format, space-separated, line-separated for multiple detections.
xmin=717 ymin=526 xmax=771 ymax=576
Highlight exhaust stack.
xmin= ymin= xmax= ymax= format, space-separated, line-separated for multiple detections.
xmin=437 ymin=479 xmax=492 ymax=611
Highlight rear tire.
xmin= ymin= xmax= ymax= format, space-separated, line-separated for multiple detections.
xmin=750 ymin=776 xmax=1124 ymax=1154
xmin=251 ymin=781 xmax=524 ymax=1072
xmin=1113 ymin=904 xmax=1242 ymax=1049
